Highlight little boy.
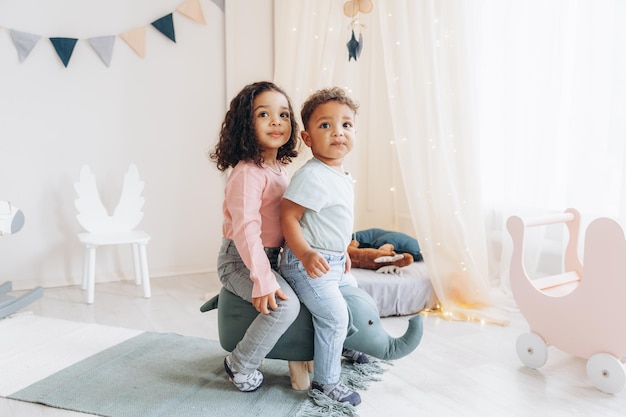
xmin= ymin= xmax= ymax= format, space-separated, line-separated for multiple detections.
xmin=279 ymin=87 xmax=363 ymax=406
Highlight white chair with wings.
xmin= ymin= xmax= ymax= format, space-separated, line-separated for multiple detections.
xmin=74 ymin=164 xmax=151 ymax=304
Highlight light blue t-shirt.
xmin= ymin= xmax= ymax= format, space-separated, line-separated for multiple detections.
xmin=284 ymin=158 xmax=354 ymax=253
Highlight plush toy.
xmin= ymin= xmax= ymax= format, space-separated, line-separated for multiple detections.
xmin=347 ymin=239 xmax=413 ymax=274
xmin=354 ymin=228 xmax=423 ymax=262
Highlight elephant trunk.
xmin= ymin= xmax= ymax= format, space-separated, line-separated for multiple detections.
xmin=342 ymin=284 xmax=425 ymax=361
xmin=343 ymin=313 xmax=424 ymax=361
xmin=379 ymin=314 xmax=424 ymax=360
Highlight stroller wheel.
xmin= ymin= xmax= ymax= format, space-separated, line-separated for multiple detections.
xmin=516 ymin=332 xmax=548 ymax=369
xmin=586 ymin=353 xmax=626 ymax=394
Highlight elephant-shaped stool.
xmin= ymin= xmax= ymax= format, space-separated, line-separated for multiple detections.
xmin=200 ymin=285 xmax=424 ymax=390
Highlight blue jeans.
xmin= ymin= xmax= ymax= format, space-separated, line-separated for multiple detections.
xmin=279 ymin=246 xmax=357 ymax=385
xmin=217 ymin=238 xmax=300 ymax=374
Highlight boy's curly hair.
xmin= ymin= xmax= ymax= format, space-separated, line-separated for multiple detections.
xmin=300 ymin=87 xmax=359 ymax=131
xmin=210 ymin=81 xmax=299 ymax=171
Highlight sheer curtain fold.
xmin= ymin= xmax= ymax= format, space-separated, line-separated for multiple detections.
xmin=375 ymin=1 xmax=492 ymax=311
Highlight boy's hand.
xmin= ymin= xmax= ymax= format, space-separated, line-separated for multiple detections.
xmin=252 ymin=288 xmax=289 ymax=314
xmin=345 ymin=251 xmax=352 ymax=273
xmin=301 ymin=250 xmax=331 ymax=278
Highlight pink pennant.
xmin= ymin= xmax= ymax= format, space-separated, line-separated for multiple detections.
xmin=120 ymin=27 xmax=146 ymax=58
xmin=177 ymin=0 xmax=206 ymax=25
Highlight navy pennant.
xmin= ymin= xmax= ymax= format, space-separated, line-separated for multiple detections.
xmin=50 ymin=37 xmax=78 ymax=67
xmin=151 ymin=14 xmax=176 ymax=43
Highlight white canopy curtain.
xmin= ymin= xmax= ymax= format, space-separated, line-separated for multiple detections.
xmin=475 ymin=0 xmax=626 ymax=292
xmin=274 ymin=0 xmax=626 ymax=319
xmin=273 ymin=0 xmax=493 ymax=317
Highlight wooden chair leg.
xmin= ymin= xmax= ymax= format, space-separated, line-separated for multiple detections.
xmin=288 ymin=360 xmax=312 ymax=390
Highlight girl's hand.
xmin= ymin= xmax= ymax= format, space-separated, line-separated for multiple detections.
xmin=301 ymin=250 xmax=331 ymax=278
xmin=252 ymin=288 xmax=290 ymax=314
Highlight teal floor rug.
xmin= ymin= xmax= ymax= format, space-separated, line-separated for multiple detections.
xmin=7 ymin=324 xmax=384 ymax=417
xmin=9 ymin=331 xmax=312 ymax=417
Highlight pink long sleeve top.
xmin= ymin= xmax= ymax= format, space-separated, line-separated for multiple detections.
xmin=222 ymin=161 xmax=287 ymax=298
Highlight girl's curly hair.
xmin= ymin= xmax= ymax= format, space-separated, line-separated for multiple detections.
xmin=210 ymin=81 xmax=299 ymax=171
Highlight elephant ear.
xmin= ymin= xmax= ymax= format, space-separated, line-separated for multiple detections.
xmin=346 ymin=306 xmax=359 ymax=338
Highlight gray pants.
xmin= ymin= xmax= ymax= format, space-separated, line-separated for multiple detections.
xmin=217 ymin=238 xmax=300 ymax=374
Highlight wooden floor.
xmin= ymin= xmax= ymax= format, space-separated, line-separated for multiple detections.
xmin=2 ymin=272 xmax=626 ymax=416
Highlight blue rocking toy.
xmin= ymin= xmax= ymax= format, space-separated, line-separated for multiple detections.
xmin=0 ymin=201 xmax=43 ymax=318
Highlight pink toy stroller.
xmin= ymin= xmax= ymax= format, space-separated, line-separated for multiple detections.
xmin=507 ymin=208 xmax=626 ymax=394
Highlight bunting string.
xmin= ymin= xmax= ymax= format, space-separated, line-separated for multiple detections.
xmin=1 ymin=0 xmax=223 ymax=68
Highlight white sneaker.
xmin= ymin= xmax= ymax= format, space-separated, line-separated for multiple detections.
xmin=224 ymin=355 xmax=263 ymax=392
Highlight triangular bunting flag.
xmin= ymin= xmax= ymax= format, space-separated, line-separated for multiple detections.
xmin=50 ymin=37 xmax=78 ymax=67
xmin=88 ymin=36 xmax=115 ymax=67
xmin=177 ymin=0 xmax=206 ymax=25
xmin=151 ymin=14 xmax=176 ymax=43
xmin=10 ymin=29 xmax=41 ymax=62
xmin=120 ymin=27 xmax=147 ymax=58
xmin=210 ymin=0 xmax=225 ymax=13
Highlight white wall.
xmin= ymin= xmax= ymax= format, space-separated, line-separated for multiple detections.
xmin=0 ymin=0 xmax=273 ymax=291
xmin=225 ymin=0 xmax=274 ymax=99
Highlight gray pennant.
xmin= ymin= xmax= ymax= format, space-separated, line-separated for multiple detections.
xmin=88 ymin=36 xmax=115 ymax=67
xmin=10 ymin=29 xmax=41 ymax=62
xmin=210 ymin=0 xmax=224 ymax=12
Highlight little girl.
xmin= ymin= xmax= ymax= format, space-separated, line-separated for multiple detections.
xmin=209 ymin=81 xmax=301 ymax=392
